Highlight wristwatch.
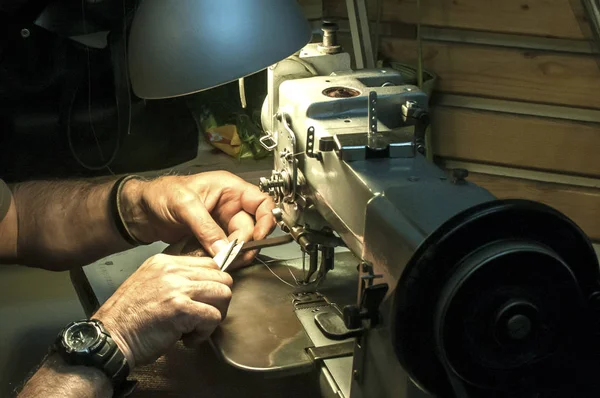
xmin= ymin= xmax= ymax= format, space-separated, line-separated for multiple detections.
xmin=55 ymin=319 xmax=130 ymax=390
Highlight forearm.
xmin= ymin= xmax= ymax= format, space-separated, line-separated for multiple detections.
xmin=18 ymin=354 xmax=113 ymax=398
xmin=11 ymin=178 xmax=136 ymax=270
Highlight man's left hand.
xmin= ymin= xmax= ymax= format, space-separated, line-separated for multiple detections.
xmin=120 ymin=171 xmax=276 ymax=265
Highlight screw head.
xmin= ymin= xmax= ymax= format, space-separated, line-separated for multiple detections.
xmin=258 ymin=177 xmax=270 ymax=192
xmin=20 ymin=28 xmax=30 ymax=38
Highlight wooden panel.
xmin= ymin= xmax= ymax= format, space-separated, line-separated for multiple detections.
xmin=467 ymin=173 xmax=600 ymax=241
xmin=324 ymin=0 xmax=588 ymax=40
xmin=380 ymin=38 xmax=600 ymax=109
xmin=432 ymin=107 xmax=600 ymax=177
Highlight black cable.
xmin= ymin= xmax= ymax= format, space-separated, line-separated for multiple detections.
xmin=67 ymin=0 xmax=132 ymax=172
xmin=65 ymin=82 xmax=121 ymax=171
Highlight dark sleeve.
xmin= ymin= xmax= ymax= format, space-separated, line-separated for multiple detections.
xmin=0 ymin=179 xmax=11 ymax=222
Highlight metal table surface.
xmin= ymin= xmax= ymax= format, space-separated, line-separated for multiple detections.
xmin=211 ymin=251 xmax=359 ymax=375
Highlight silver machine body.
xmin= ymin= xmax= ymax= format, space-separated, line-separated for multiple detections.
xmin=244 ymin=32 xmax=600 ymax=397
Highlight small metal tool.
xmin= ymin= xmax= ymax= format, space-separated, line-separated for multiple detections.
xmin=213 ymin=239 xmax=244 ymax=272
xmin=240 ymin=234 xmax=294 ymax=252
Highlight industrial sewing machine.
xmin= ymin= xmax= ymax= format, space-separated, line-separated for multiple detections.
xmin=207 ymin=24 xmax=600 ymax=398
xmin=116 ymin=1 xmax=600 ymax=396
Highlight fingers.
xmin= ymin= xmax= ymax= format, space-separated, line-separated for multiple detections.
xmin=157 ymin=254 xmax=219 ymax=270
xmin=240 ymin=186 xmax=276 ymax=239
xmin=163 ymin=237 xmax=208 ymax=257
xmin=226 ymin=211 xmax=254 ymax=243
xmin=155 ymin=255 xmax=233 ymax=285
xmin=185 ymin=173 xmax=275 ymax=244
xmin=188 ymin=281 xmax=232 ymax=318
xmin=187 ymin=267 xmax=234 ymax=287
xmin=181 ymin=332 xmax=210 ymax=348
xmin=254 ymin=211 xmax=276 ymax=241
xmin=173 ymin=193 xmax=229 ymax=256
xmin=145 ymin=254 xmax=233 ymax=290
xmin=176 ymin=300 xmax=224 ymax=336
xmin=239 ymin=183 xmax=273 ymax=217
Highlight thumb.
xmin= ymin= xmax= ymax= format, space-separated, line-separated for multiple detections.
xmin=175 ymin=196 xmax=229 ymax=256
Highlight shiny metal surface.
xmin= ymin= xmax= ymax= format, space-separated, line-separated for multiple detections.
xmin=128 ymin=0 xmax=312 ymax=99
xmin=252 ymin=45 xmax=600 ymax=397
xmin=261 ymin=65 xmax=499 ymax=397
xmin=334 ymin=130 xmax=415 ymax=161
xmin=272 ymin=70 xmax=429 ymax=248
xmin=212 ymin=251 xmax=359 ymax=375
xmin=213 ymin=239 xmax=243 ymax=271
xmin=240 ymin=235 xmax=295 ymax=252
xmin=367 ymin=91 xmax=385 ymax=150
xmin=296 ymin=305 xmax=355 ymax=398
xmin=261 ymin=41 xmax=352 ymax=148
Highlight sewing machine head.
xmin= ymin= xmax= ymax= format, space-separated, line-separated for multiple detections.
xmin=252 ymin=25 xmax=600 ymax=398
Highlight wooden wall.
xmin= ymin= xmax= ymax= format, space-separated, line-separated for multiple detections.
xmin=298 ymin=0 xmax=600 ymax=247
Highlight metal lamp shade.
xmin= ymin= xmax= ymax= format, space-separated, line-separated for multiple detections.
xmin=128 ymin=0 xmax=312 ymax=99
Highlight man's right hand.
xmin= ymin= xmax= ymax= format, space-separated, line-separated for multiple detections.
xmin=93 ymin=254 xmax=233 ymax=368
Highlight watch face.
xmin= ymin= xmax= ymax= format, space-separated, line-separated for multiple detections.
xmin=63 ymin=322 xmax=101 ymax=353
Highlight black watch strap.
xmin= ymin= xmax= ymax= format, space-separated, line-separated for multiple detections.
xmin=91 ymin=333 xmax=129 ymax=385
xmin=56 ymin=320 xmax=136 ymax=396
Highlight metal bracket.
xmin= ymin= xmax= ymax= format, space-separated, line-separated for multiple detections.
xmin=401 ymin=100 xmax=430 ymax=156
xmin=259 ymin=132 xmax=278 ymax=151
xmin=367 ymin=91 xmax=386 ymax=151
xmin=360 ymin=262 xmax=384 ymax=289
xmin=306 ymin=126 xmax=323 ymax=161
xmin=279 ymin=113 xmax=299 ymax=201
xmin=368 ymin=92 xmax=378 ymax=136
xmin=293 ymin=292 xmax=327 ymax=308
xmin=306 ymin=341 xmax=355 ymax=361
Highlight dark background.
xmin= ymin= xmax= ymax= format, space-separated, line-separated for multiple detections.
xmin=0 ymin=0 xmax=268 ymax=183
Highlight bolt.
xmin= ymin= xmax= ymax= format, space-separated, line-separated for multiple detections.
xmin=258 ymin=177 xmax=270 ymax=193
xmin=259 ymin=174 xmax=285 ymax=194
xmin=322 ymin=22 xmax=339 ymax=47
xmin=20 ymin=28 xmax=30 ymax=38
xmin=353 ymin=370 xmax=360 ymax=380
xmin=506 ymin=314 xmax=532 ymax=340
xmin=272 ymin=208 xmax=283 ymax=222
xmin=319 ymin=21 xmax=342 ymax=54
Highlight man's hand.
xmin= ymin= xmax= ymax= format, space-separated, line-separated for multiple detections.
xmin=93 ymin=253 xmax=233 ymax=368
xmin=121 ymin=171 xmax=275 ymax=264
